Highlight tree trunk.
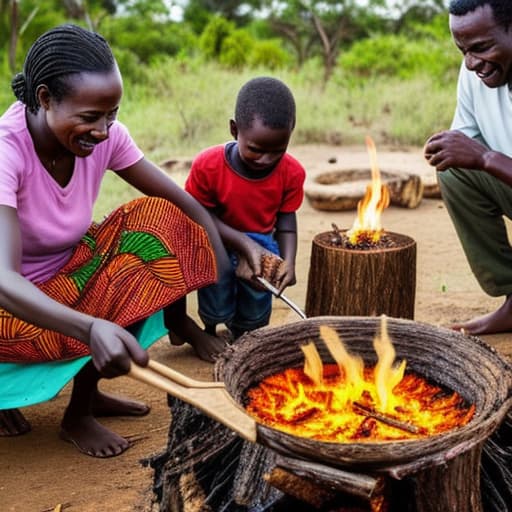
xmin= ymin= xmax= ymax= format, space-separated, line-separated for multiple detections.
xmin=405 ymin=444 xmax=483 ymax=512
xmin=305 ymin=232 xmax=416 ymax=319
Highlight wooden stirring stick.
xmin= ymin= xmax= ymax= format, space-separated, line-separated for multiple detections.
xmin=147 ymin=359 xmax=225 ymax=388
xmin=128 ymin=360 xmax=258 ymax=442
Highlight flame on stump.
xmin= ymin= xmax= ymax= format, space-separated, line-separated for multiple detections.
xmin=346 ymin=136 xmax=390 ymax=246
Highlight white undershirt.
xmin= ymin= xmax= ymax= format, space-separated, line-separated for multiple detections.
xmin=451 ymin=63 xmax=512 ymax=157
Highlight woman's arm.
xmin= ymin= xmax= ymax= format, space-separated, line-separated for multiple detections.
xmin=116 ymin=158 xmax=231 ymax=273
xmin=0 ymin=205 xmax=148 ymax=375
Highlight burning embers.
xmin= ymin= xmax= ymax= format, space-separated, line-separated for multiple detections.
xmin=246 ymin=316 xmax=474 ymax=443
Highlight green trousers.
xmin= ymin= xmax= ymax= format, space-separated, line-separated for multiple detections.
xmin=438 ymin=167 xmax=512 ymax=297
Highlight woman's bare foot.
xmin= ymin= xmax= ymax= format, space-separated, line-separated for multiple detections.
xmin=171 ymin=316 xmax=227 ymax=362
xmin=60 ymin=415 xmax=130 ymax=458
xmin=452 ymin=296 xmax=512 ymax=335
xmin=0 ymin=409 xmax=31 ymax=436
xmin=92 ymin=391 xmax=150 ymax=417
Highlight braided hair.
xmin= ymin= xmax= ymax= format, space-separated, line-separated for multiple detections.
xmin=234 ymin=77 xmax=296 ymax=131
xmin=449 ymin=0 xmax=512 ymax=30
xmin=11 ymin=24 xmax=116 ymax=114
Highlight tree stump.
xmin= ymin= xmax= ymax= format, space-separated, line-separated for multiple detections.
xmin=305 ymin=231 xmax=416 ymax=319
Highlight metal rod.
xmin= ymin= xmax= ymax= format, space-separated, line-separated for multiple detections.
xmin=256 ymin=276 xmax=307 ymax=319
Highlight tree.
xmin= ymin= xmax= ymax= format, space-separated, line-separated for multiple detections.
xmin=266 ymin=0 xmax=374 ymax=84
xmin=6 ymin=0 xmax=19 ymax=72
xmin=183 ymin=0 xmax=264 ymax=32
xmin=1 ymin=0 xmax=41 ymax=73
xmin=386 ymin=0 xmax=447 ymax=32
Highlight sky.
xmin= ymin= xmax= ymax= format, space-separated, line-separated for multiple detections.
xmin=163 ymin=0 xmax=449 ymax=22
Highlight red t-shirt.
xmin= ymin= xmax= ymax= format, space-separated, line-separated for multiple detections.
xmin=185 ymin=144 xmax=306 ymax=233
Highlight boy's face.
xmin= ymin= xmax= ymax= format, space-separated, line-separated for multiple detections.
xmin=230 ymin=117 xmax=292 ymax=173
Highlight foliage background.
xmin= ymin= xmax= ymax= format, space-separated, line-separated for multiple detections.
xmin=0 ymin=0 xmax=460 ymax=214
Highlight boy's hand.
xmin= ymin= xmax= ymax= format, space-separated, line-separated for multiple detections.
xmin=273 ymin=259 xmax=296 ymax=294
xmin=235 ymin=251 xmax=284 ymax=291
xmin=260 ymin=252 xmax=283 ymax=284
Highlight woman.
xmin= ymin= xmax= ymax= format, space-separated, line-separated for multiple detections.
xmin=0 ymin=24 xmax=239 ymax=457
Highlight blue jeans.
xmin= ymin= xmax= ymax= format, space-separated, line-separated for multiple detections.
xmin=197 ymin=232 xmax=280 ymax=334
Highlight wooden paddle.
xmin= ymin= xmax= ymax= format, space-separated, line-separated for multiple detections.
xmin=128 ymin=359 xmax=258 ymax=442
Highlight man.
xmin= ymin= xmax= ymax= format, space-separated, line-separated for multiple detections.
xmin=424 ymin=0 xmax=512 ymax=334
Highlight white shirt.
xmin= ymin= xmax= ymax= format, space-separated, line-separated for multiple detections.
xmin=451 ymin=63 xmax=512 ymax=157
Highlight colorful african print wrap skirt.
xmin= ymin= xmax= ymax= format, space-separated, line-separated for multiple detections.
xmin=0 ymin=196 xmax=217 ymax=363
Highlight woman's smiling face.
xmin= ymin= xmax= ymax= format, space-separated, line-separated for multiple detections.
xmin=40 ymin=67 xmax=123 ymax=157
xmin=450 ymin=4 xmax=512 ymax=88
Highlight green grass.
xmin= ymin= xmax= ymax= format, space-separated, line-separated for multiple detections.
xmin=0 ymin=58 xmax=458 ymax=218
xmin=118 ymin=60 xmax=457 ymax=160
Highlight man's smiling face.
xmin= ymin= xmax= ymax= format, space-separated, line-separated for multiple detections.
xmin=450 ymin=3 xmax=512 ymax=88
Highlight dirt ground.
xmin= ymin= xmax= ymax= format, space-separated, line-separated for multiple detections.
xmin=2 ymin=144 xmax=512 ymax=512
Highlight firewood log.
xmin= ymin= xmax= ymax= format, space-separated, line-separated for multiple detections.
xmin=265 ymin=466 xmax=336 ymax=508
xmin=304 ymin=169 xmax=424 ymax=211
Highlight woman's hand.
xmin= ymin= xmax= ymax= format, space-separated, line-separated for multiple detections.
xmin=234 ymin=236 xmax=272 ymax=278
xmin=88 ymin=319 xmax=149 ymax=378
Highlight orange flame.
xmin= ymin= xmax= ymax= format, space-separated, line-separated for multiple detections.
xmin=305 ymin=317 xmax=404 ymax=413
xmin=347 ymin=136 xmax=390 ymax=245
xmin=246 ymin=316 xmax=475 ymax=442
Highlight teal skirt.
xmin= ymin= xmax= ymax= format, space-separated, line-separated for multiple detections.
xmin=0 ymin=311 xmax=167 ymax=409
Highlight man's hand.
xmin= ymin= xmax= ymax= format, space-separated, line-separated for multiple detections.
xmin=424 ymin=130 xmax=489 ymax=171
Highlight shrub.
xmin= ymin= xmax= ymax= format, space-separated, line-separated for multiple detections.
xmin=219 ymin=29 xmax=254 ymax=69
xmin=199 ymin=16 xmax=235 ymax=60
xmin=249 ymin=39 xmax=290 ymax=70
xmin=339 ymin=34 xmax=460 ymax=83
xmin=111 ymin=46 xmax=146 ymax=85
xmin=102 ymin=17 xmax=197 ymax=64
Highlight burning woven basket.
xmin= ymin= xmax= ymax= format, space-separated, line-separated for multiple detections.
xmin=216 ymin=316 xmax=512 ymax=471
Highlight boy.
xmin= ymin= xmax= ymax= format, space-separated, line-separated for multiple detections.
xmin=185 ymin=76 xmax=306 ymax=339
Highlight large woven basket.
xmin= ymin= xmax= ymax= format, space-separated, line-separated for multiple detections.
xmin=215 ymin=316 xmax=512 ymax=471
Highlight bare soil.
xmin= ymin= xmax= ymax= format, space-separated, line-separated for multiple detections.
xmin=2 ymin=144 xmax=511 ymax=512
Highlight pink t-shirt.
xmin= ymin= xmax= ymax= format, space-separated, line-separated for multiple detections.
xmin=0 ymin=101 xmax=144 ymax=284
